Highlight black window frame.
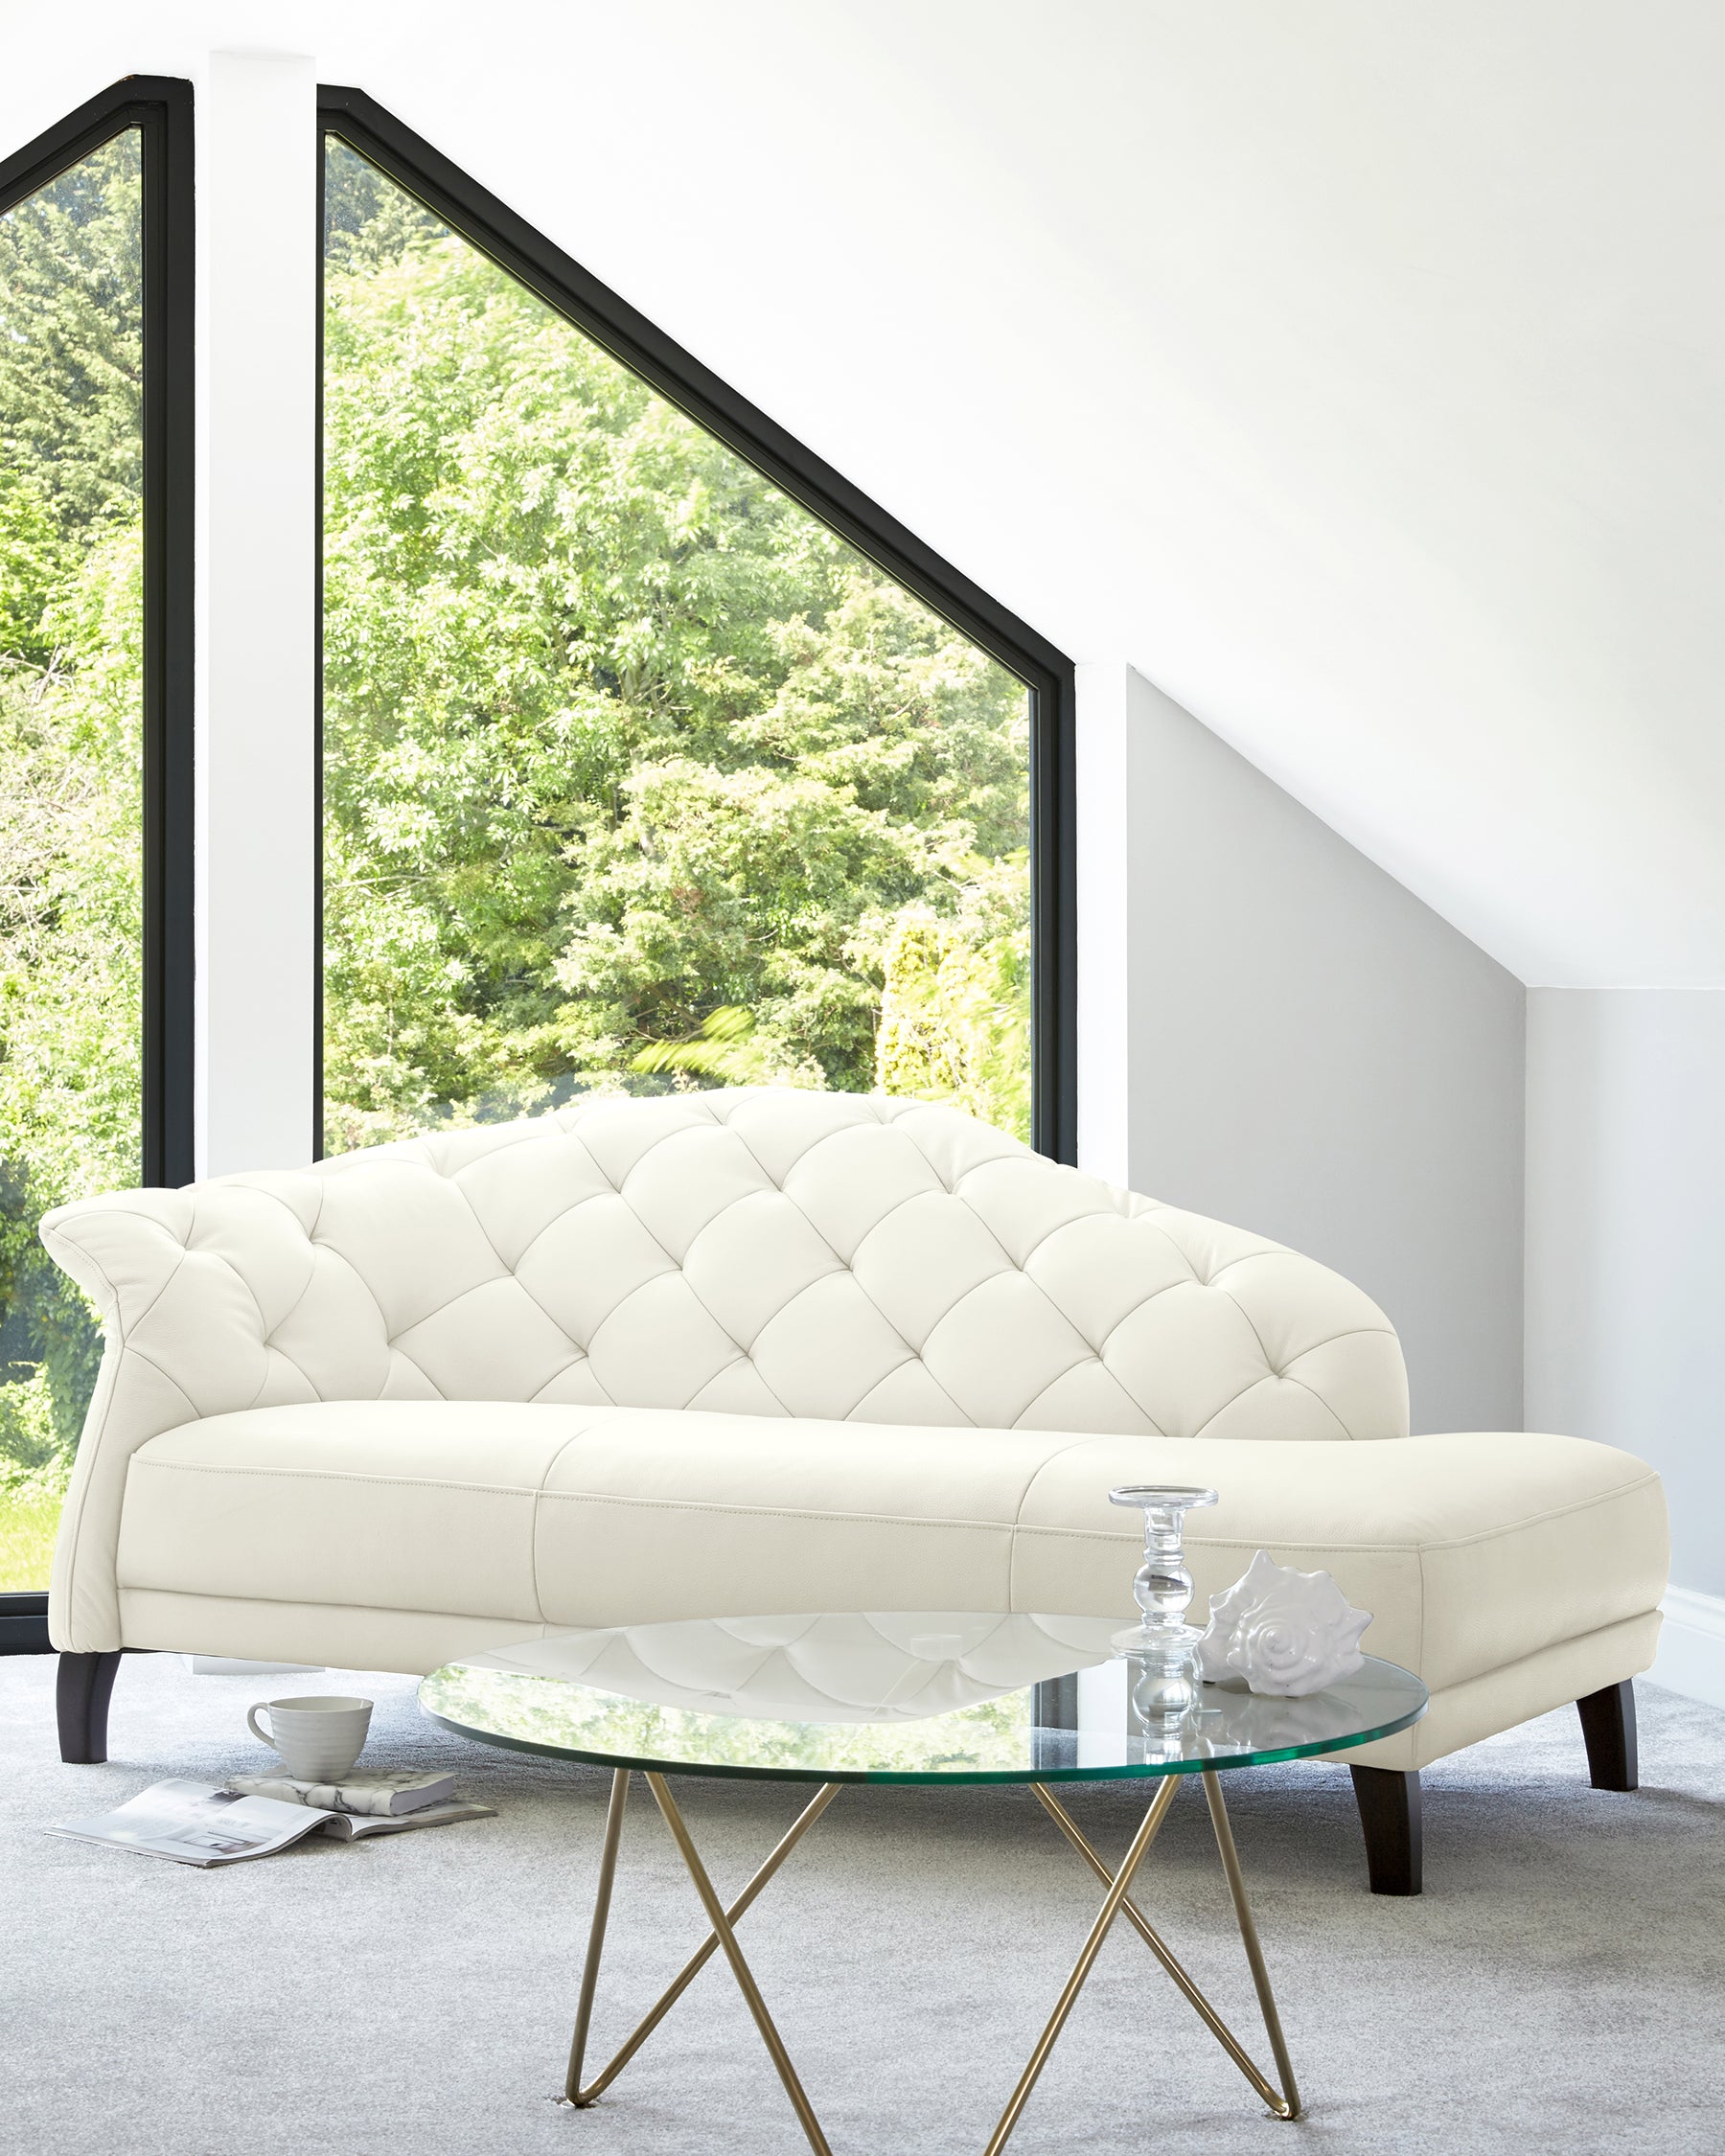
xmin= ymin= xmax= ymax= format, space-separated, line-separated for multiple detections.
xmin=316 ymin=86 xmax=1076 ymax=1168
xmin=0 ymin=78 xmax=196 ymax=1655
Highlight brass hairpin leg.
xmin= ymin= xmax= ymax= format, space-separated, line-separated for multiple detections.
xmin=562 ymin=1768 xmax=841 ymax=2154
xmin=1031 ymin=1778 xmax=1299 ymax=2118
xmin=985 ymin=1772 xmax=1302 ymax=2153
xmin=646 ymin=1772 xmax=833 ymax=2155
xmin=982 ymin=1773 xmax=1183 ymax=2155
xmin=1201 ymin=1768 xmax=1300 ymax=2119
xmin=564 ymin=1767 xmax=632 ymax=2101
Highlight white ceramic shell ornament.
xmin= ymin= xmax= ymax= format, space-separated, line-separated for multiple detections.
xmin=1196 ymin=1549 xmax=1371 ymax=1697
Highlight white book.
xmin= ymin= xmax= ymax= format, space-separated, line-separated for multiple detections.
xmin=50 ymin=1778 xmax=494 ymax=1867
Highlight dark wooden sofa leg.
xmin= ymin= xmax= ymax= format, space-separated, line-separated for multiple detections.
xmin=1349 ymin=1765 xmax=1423 ymax=1895
xmin=57 ymin=1651 xmax=122 ymax=1764
xmin=1576 ymin=1680 xmax=1638 ymax=1791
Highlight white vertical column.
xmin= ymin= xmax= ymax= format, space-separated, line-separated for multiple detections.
xmin=1073 ymin=662 xmax=1138 ymax=1185
xmin=196 ymin=52 xmax=318 ymax=1175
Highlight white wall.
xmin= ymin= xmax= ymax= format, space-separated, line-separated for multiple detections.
xmin=1073 ymin=665 xmax=1137 ymax=1188
xmin=1081 ymin=667 xmax=1525 ymax=1436
xmin=1528 ymin=993 xmax=1725 ymax=1622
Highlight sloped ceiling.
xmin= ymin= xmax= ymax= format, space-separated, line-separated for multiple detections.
xmin=10 ymin=1 xmax=1723 ymax=983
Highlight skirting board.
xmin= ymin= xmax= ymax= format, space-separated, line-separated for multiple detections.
xmin=1649 ymin=1587 xmax=1725 ymax=1711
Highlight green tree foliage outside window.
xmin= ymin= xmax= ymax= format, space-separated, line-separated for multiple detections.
xmin=0 ymin=134 xmax=144 ymax=1588
xmin=322 ymin=147 xmax=1032 ymax=1155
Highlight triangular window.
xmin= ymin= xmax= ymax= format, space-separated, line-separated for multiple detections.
xmin=319 ymin=102 xmax=1070 ymax=1160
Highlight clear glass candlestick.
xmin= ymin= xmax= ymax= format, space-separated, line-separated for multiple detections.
xmin=1109 ymin=1483 xmax=1220 ymax=1723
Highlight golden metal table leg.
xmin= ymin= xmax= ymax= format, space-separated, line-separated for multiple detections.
xmin=982 ymin=1774 xmax=1183 ymax=2156
xmin=564 ymin=1772 xmax=841 ymax=2118
xmin=1032 ymin=1783 xmax=1299 ymax=2118
xmin=1201 ymin=1768 xmax=1301 ymax=2120
xmin=564 ymin=1767 xmax=632 ymax=2101
xmin=645 ymin=1772 xmax=834 ymax=2156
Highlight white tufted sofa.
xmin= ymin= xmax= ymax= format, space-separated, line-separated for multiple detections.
xmin=42 ymin=1089 xmax=1666 ymax=1882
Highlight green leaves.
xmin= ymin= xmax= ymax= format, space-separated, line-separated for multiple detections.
xmin=322 ymin=150 xmax=1031 ymax=1147
xmin=0 ymin=139 xmax=147 ymax=1499
xmin=0 ymin=132 xmax=143 ymax=541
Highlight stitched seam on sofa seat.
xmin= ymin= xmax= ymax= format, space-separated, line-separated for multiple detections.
xmin=1010 ymin=1470 xmax=1664 ymax=1554
xmin=533 ymin=1489 xmax=1012 ymax=1531
xmin=1420 ymin=1610 xmax=1667 ymax=1679
xmin=1007 ymin=1429 xmax=1138 ymax=1606
xmin=117 ymin=1582 xmax=547 ymax=1623
xmin=127 ymin=1447 xmax=1659 ymax=1550
xmin=1373 ymin=1610 xmax=1667 ymax=1723
xmin=117 ymin=1594 xmax=1665 ymax=1648
xmin=120 ymin=1584 xmax=544 ymax=1617
xmin=532 ymin=1408 xmax=633 ymax=1620
xmin=534 ymin=1404 xmax=631 ymax=1477
xmin=1415 ymin=1544 xmax=1426 ymax=1686
xmin=125 ymin=1458 xmax=1016 ymax=1534
xmin=126 ymin=1460 xmax=549 ymax=1500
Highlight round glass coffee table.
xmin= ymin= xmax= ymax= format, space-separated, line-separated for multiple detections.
xmin=422 ymin=1611 xmax=1426 ymax=2152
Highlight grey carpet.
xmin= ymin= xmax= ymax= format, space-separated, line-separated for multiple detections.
xmin=1 ymin=1654 xmax=1721 ymax=2156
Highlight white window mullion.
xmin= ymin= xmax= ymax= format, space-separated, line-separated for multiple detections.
xmin=1074 ymin=661 xmax=1139 ymax=1188
xmin=195 ymin=51 xmax=318 ymax=1177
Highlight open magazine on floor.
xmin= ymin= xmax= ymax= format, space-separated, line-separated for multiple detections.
xmin=50 ymin=1778 xmax=494 ymax=1867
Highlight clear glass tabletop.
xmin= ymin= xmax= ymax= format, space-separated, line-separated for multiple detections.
xmin=420 ymin=1612 xmax=1427 ymax=1786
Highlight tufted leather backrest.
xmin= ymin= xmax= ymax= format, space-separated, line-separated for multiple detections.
xmin=41 ymin=1089 xmax=1408 ymax=1449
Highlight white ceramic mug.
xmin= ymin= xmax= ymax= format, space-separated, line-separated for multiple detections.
xmin=245 ymin=1695 xmax=373 ymax=1781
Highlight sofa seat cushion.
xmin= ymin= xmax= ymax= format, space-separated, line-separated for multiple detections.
xmin=117 ymin=1401 xmax=1666 ymax=1697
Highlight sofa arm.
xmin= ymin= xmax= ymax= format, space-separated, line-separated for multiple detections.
xmin=39 ymin=1177 xmax=346 ymax=1651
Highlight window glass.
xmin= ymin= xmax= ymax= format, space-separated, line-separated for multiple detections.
xmin=0 ymin=132 xmax=144 ymax=1589
xmin=321 ymin=143 xmax=1031 ymax=1158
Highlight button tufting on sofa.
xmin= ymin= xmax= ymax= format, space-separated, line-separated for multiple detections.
xmin=39 ymin=1086 xmax=1667 ymax=1872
